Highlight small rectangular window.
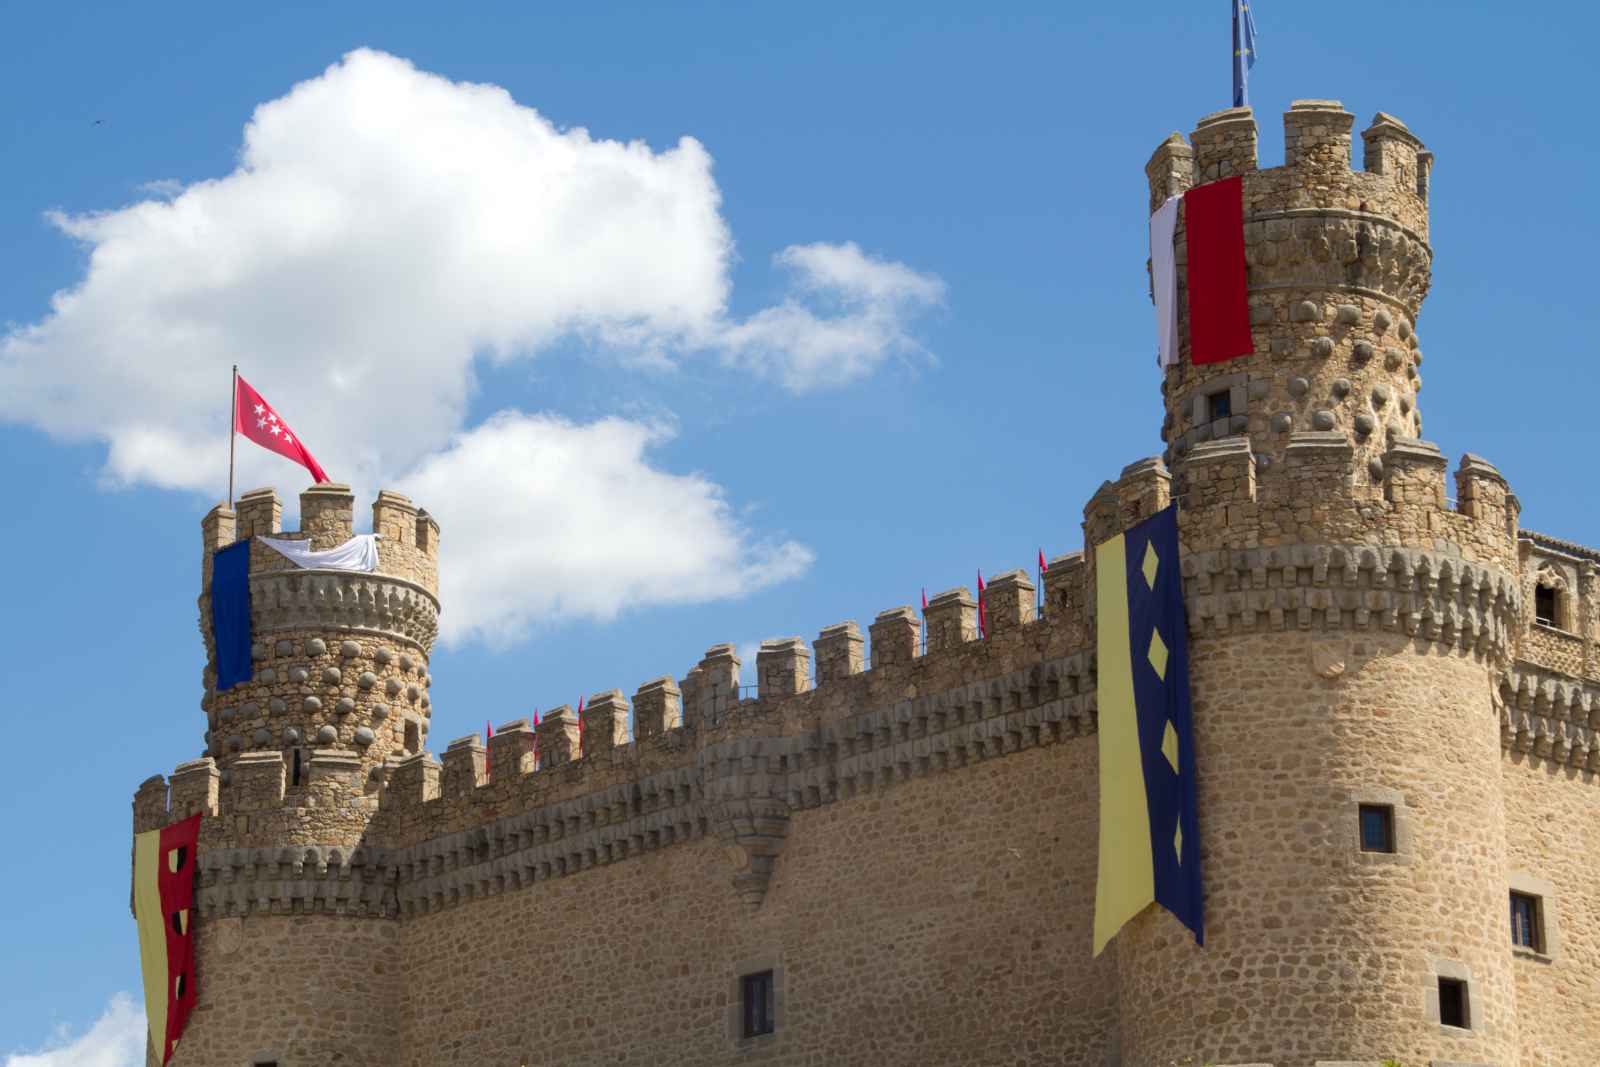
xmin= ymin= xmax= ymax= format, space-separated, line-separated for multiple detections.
xmin=1207 ymin=391 xmax=1232 ymax=421
xmin=1359 ymin=804 xmax=1395 ymax=853
xmin=1511 ymin=891 xmax=1543 ymax=951
xmin=1536 ymin=586 xmax=1558 ymax=627
xmin=1438 ymin=977 xmax=1469 ymax=1029
xmin=741 ymin=970 xmax=774 ymax=1039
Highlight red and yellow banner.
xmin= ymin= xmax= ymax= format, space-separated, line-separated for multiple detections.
xmin=133 ymin=813 xmax=201 ymax=1064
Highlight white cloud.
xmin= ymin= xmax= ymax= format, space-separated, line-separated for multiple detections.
xmin=718 ymin=241 xmax=944 ymax=392
xmin=135 ymin=178 xmax=184 ymax=199
xmin=0 ymin=48 xmax=947 ymax=638
xmin=403 ymin=412 xmax=813 ymax=646
xmin=4 ymin=993 xmax=145 ymax=1067
xmin=1 ymin=48 xmax=939 ymax=493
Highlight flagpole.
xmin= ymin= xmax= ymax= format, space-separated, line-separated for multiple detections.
xmin=227 ymin=365 xmax=238 ymax=508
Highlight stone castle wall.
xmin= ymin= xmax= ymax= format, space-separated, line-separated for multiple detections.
xmin=398 ymin=740 xmax=1112 ymax=1067
xmin=131 ymin=99 xmax=1600 ymax=1067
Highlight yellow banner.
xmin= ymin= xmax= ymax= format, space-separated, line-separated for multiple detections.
xmin=1092 ymin=531 xmax=1155 ymax=955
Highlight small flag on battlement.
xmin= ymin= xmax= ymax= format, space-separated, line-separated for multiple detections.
xmin=976 ymin=570 xmax=987 ymax=639
xmin=921 ymin=588 xmax=928 ymax=654
xmin=485 ymin=720 xmax=493 ymax=780
xmin=1038 ymin=548 xmax=1048 ymax=616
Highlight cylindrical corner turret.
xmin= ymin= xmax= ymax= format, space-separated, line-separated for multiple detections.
xmin=1156 ymin=101 xmax=1432 ymax=482
xmin=1119 ymin=101 xmax=1525 ymax=1067
xmin=195 ymin=485 xmax=441 ymax=847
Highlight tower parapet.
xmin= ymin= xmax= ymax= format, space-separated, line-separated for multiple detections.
xmin=1155 ymin=101 xmax=1432 ymax=483
xmin=194 ymin=485 xmax=441 ymax=846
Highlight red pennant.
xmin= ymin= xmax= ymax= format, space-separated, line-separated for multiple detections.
xmin=233 ymin=375 xmax=329 ymax=482
xmin=1039 ymin=548 xmax=1048 ymax=573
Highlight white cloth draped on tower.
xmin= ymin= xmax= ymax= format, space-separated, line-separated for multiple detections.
xmin=1150 ymin=195 xmax=1181 ymax=369
xmin=258 ymin=534 xmax=380 ymax=573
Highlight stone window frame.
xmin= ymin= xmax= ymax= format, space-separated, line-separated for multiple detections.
xmin=726 ymin=953 xmax=785 ymax=1051
xmin=1425 ymin=958 xmax=1476 ymax=1034
xmin=1181 ymin=371 xmax=1253 ymax=445
xmin=1530 ymin=557 xmax=1577 ymax=633
xmin=1346 ymin=787 xmax=1414 ymax=868
xmin=1508 ymin=870 xmax=1561 ymax=963
xmin=248 ymin=1053 xmax=283 ymax=1066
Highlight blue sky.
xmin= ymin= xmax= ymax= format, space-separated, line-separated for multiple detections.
xmin=2 ymin=1 xmax=1597 ymax=1060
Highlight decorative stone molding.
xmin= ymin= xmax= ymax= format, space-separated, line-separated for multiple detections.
xmin=1242 ymin=209 xmax=1432 ymax=315
xmin=248 ymin=569 xmax=440 ymax=653
xmin=1497 ymin=661 xmax=1600 ymax=772
xmin=196 ymin=844 xmax=398 ymax=918
xmin=1534 ymin=564 xmax=1568 ymax=593
xmin=1181 ymin=543 xmax=1519 ymax=658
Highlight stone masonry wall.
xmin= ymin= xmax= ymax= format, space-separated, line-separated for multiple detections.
xmin=397 ymin=739 xmax=1112 ymax=1067
xmin=157 ymin=914 xmax=400 ymax=1067
xmin=1499 ymin=755 xmax=1600 ymax=1067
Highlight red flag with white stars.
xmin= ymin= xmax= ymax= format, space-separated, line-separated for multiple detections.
xmin=234 ymin=375 xmax=329 ymax=483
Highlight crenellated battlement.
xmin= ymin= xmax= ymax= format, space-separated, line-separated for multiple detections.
xmin=203 ymin=484 xmax=440 ymax=595
xmin=1146 ymin=100 xmax=1431 ymax=230
xmin=138 ymin=545 xmax=1100 ymax=918
xmin=1166 ymin=433 xmax=1522 ymax=573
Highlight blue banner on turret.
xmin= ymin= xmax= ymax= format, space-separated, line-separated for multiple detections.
xmin=212 ymin=540 xmax=253 ymax=691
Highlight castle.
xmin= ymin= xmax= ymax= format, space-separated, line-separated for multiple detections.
xmin=131 ymin=99 xmax=1600 ymax=1066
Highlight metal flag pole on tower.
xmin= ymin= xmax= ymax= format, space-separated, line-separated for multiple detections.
xmin=1232 ymin=0 xmax=1260 ymax=109
xmin=228 ymin=364 xmax=238 ymax=508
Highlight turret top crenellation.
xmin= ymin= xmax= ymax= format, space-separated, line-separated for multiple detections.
xmin=1150 ymin=100 xmax=1435 ymax=485
xmin=1146 ymin=101 xmax=1430 ymax=236
xmin=203 ymin=484 xmax=439 ymax=596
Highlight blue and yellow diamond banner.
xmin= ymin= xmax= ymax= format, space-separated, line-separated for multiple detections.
xmin=1092 ymin=503 xmax=1202 ymax=955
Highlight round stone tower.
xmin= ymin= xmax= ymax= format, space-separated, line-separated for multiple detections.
xmin=1090 ymin=101 xmax=1526 ymax=1065
xmin=1154 ymin=100 xmax=1433 ymax=477
xmin=196 ymin=483 xmax=440 ymax=838
xmin=132 ymin=483 xmax=440 ymax=1065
